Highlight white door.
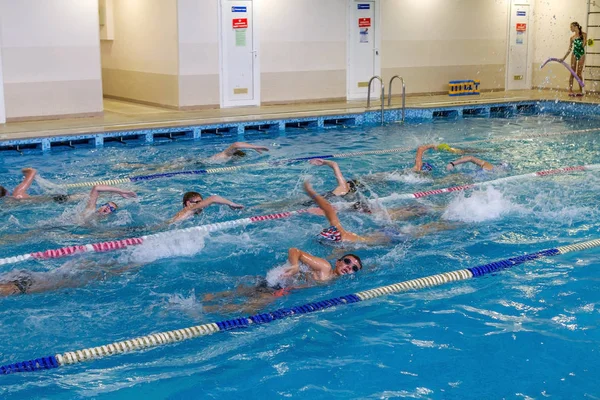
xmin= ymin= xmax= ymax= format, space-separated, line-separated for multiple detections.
xmin=347 ymin=0 xmax=381 ymax=100
xmin=506 ymin=2 xmax=531 ymax=90
xmin=219 ymin=0 xmax=260 ymax=107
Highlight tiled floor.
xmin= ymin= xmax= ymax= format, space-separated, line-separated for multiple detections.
xmin=0 ymin=90 xmax=598 ymax=141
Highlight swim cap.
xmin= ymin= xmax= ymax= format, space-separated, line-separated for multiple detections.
xmin=319 ymin=226 xmax=342 ymax=242
xmin=437 ymin=143 xmax=452 ymax=152
xmin=421 ymin=162 xmax=433 ymax=172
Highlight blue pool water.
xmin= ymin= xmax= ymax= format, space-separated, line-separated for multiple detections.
xmin=1 ymin=111 xmax=600 ymax=398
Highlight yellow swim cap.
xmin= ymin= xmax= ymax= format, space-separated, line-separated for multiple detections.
xmin=437 ymin=143 xmax=451 ymax=152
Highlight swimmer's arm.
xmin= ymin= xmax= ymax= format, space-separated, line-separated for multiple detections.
xmin=303 ymin=181 xmax=342 ymax=228
xmin=284 ymin=248 xmax=330 ymax=277
xmin=562 ymin=37 xmax=574 ymax=61
xmin=11 ymin=168 xmax=37 ymax=199
xmin=413 ymin=144 xmax=436 ymax=172
xmin=324 ymin=160 xmax=350 ymax=195
xmin=85 ymin=185 xmax=137 ymax=211
xmin=170 ymin=195 xmax=244 ymax=223
xmin=447 ymin=156 xmax=492 ymax=171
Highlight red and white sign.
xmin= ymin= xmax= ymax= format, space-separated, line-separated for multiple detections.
xmin=232 ymin=18 xmax=248 ymax=29
xmin=358 ymin=18 xmax=371 ymax=28
xmin=516 ymin=23 xmax=526 ymax=32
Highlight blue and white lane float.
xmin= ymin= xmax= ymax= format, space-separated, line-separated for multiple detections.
xmin=2 ymin=237 xmax=599 ymax=375
xmin=0 ymin=164 xmax=597 ymax=268
xmin=61 ymin=127 xmax=600 ymax=189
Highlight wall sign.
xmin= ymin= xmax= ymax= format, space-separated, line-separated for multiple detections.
xmin=358 ymin=17 xmax=371 ymax=27
xmin=232 ymin=6 xmax=247 ymax=12
xmin=516 ymin=23 xmax=527 ymax=32
xmin=232 ymin=18 xmax=248 ymax=29
xmin=357 ymin=4 xmax=370 ymax=9
xmin=516 ymin=11 xmax=526 ymax=16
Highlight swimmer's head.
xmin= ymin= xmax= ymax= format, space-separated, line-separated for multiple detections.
xmin=0 ymin=186 xmax=7 ymax=198
xmin=232 ymin=150 xmax=246 ymax=158
xmin=335 ymin=254 xmax=363 ymax=275
xmin=437 ymin=143 xmax=452 ymax=152
xmin=346 ymin=179 xmax=363 ymax=193
xmin=97 ymin=201 xmax=118 ymax=215
xmin=183 ymin=191 xmax=204 ymax=214
xmin=352 ymin=201 xmax=372 ymax=214
xmin=421 ymin=162 xmax=433 ymax=172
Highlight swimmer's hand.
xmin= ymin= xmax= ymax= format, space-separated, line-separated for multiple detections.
xmin=303 ymin=180 xmax=315 ymax=194
xmin=446 ymin=163 xmax=455 ymax=171
xmin=282 ymin=264 xmax=299 ymax=278
xmin=118 ymin=190 xmax=137 ymax=199
xmin=309 ymin=158 xmax=326 ymax=166
xmin=228 ymin=203 xmax=244 ymax=210
xmin=251 ymin=146 xmax=270 ymax=155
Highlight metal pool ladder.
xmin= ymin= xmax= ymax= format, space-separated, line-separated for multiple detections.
xmin=367 ymin=76 xmax=385 ymax=125
xmin=388 ymin=75 xmax=406 ymax=122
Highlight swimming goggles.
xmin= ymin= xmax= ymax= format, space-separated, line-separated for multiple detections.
xmin=342 ymin=257 xmax=361 ymax=272
xmin=101 ymin=202 xmax=117 ymax=213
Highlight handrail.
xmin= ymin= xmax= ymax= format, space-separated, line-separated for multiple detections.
xmin=366 ymin=75 xmax=385 ymax=125
xmin=388 ymin=75 xmax=405 ymax=122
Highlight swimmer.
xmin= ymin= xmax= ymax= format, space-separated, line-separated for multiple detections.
xmin=561 ymin=22 xmax=587 ymax=96
xmin=114 ymin=141 xmax=270 ymax=171
xmin=308 ymin=158 xmax=360 ymax=197
xmin=0 ymin=168 xmax=38 ymax=200
xmin=170 ymin=191 xmax=244 ymax=223
xmin=258 ymin=159 xmax=363 ymax=211
xmin=304 ymin=180 xmax=391 ymax=245
xmin=208 ymin=141 xmax=270 ymax=162
xmin=413 ymin=144 xmax=464 ymax=172
xmin=0 ymin=260 xmax=141 ymax=297
xmin=84 ymin=185 xmax=137 ymax=216
xmin=202 ymin=247 xmax=363 ymax=313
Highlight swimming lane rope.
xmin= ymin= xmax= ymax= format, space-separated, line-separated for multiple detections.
xmin=60 ymin=127 xmax=600 ymax=189
xmin=2 ymin=236 xmax=599 ymax=375
xmin=0 ymin=164 xmax=597 ymax=268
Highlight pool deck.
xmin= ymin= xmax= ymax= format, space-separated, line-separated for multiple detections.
xmin=0 ymin=89 xmax=598 ymax=142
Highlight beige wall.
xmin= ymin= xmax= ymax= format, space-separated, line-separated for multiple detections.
xmin=259 ymin=0 xmax=347 ymax=103
xmin=0 ymin=0 xmax=103 ymax=120
xmin=177 ymin=0 xmax=220 ymax=108
xmin=532 ymin=0 xmax=588 ymax=90
xmin=101 ymin=0 xmax=180 ymax=107
xmin=382 ymin=0 xmax=509 ymax=93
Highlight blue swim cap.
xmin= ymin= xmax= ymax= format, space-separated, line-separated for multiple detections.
xmin=421 ymin=162 xmax=433 ymax=172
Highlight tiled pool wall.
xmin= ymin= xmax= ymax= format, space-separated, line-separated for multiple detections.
xmin=1 ymin=101 xmax=599 ymax=154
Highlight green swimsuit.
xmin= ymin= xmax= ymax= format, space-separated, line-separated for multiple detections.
xmin=573 ymin=37 xmax=585 ymax=60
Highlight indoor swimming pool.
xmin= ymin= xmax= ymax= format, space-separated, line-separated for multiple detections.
xmin=1 ymin=110 xmax=600 ymax=398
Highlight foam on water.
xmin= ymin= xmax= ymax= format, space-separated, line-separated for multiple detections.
xmin=122 ymin=230 xmax=208 ymax=264
xmin=442 ymin=186 xmax=523 ymax=223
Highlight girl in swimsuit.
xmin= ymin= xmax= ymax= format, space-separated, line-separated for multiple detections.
xmin=562 ymin=21 xmax=587 ymax=96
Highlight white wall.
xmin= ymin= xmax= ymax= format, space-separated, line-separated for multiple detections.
xmin=258 ymin=0 xmax=347 ymax=102
xmin=532 ymin=0 xmax=588 ymax=89
xmin=0 ymin=0 xmax=103 ymax=119
xmin=101 ymin=0 xmax=180 ymax=107
xmin=382 ymin=0 xmax=509 ymax=93
xmin=177 ymin=0 xmax=220 ymax=107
